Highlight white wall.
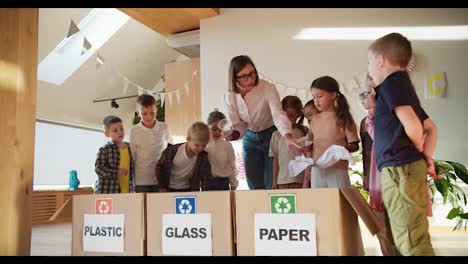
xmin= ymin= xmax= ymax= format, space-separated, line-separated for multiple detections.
xmin=34 ymin=121 xmax=107 ymax=187
xmin=200 ymin=8 xmax=468 ymax=165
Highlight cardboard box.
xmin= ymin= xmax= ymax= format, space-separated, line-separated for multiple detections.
xmin=234 ymin=188 xmax=383 ymax=256
xmin=72 ymin=193 xmax=145 ymax=256
xmin=146 ymin=191 xmax=235 ymax=256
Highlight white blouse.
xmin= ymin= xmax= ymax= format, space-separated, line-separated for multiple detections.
xmin=205 ymin=138 xmax=239 ymax=188
xmin=224 ymin=79 xmax=292 ymax=138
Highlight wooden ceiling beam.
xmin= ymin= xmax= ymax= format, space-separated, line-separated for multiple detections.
xmin=119 ymin=8 xmax=219 ymax=36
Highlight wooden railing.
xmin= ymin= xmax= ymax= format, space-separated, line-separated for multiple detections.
xmin=31 ymin=188 xmax=93 ymax=225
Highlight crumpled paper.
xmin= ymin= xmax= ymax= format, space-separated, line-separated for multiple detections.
xmin=288 ymin=145 xmax=355 ymax=176
xmin=315 ymin=145 xmax=355 ymax=168
xmin=288 ymin=155 xmax=314 ymax=177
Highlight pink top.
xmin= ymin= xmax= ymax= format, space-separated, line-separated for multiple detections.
xmin=365 ymin=108 xmax=432 ymax=216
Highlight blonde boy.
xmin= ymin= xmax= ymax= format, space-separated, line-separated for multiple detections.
xmin=156 ymin=122 xmax=212 ymax=192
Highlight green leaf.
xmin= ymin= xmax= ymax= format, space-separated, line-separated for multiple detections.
xmin=447 ymin=208 xmax=461 ymax=219
xmin=434 ymin=179 xmax=449 ymax=204
xmin=452 ymin=185 xmax=468 ymax=205
xmin=448 ymin=161 xmax=468 ymax=184
xmin=352 ymin=152 xmax=363 ymax=163
xmin=459 ymin=213 xmax=468 ymax=219
xmin=434 ymin=160 xmax=454 ymax=175
xmin=444 ymin=172 xmax=457 ymax=182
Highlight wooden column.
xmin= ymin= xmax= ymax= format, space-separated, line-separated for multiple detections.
xmin=0 ymin=8 xmax=38 ymax=255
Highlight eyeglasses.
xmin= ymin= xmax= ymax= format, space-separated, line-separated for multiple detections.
xmin=236 ymin=71 xmax=256 ymax=82
xmin=359 ymin=91 xmax=372 ymax=100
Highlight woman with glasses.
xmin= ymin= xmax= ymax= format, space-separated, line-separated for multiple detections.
xmin=223 ymin=55 xmax=300 ymax=190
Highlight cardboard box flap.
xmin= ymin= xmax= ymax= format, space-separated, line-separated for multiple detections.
xmin=49 ymin=197 xmax=72 ymax=221
xmin=339 ymin=188 xmax=384 ymax=236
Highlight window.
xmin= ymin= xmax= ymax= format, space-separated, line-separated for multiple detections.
xmin=38 ymin=8 xmax=129 ymax=85
xmin=33 ymin=120 xmax=107 ymax=189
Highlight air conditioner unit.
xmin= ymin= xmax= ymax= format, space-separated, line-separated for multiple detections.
xmin=166 ymin=29 xmax=200 ymax=58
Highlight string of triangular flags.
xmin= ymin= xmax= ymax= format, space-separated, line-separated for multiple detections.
xmin=258 ymin=71 xmax=376 ymax=107
xmin=63 ymin=15 xmax=189 ymax=109
xmin=258 ymin=72 xmax=314 ymax=102
xmin=94 ymin=52 xmax=198 ymax=108
xmin=66 ymin=19 xmax=93 ymax=56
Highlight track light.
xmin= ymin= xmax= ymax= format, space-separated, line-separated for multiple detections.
xmin=111 ymin=99 xmax=119 ymax=108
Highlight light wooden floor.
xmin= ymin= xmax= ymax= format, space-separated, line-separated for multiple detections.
xmin=31 ymin=223 xmax=72 ymax=256
xmin=30 ymin=222 xmax=468 ymax=256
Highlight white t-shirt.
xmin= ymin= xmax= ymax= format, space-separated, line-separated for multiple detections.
xmin=269 ymin=128 xmax=306 ymax=184
xmin=224 ymin=79 xmax=292 ymax=138
xmin=129 ymin=121 xmax=172 ymax=186
xmin=169 ymin=143 xmax=197 ymax=190
xmin=205 ymin=138 xmax=239 ymax=188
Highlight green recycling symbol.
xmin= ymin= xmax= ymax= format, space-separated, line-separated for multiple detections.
xmin=270 ymin=194 xmax=296 ymax=214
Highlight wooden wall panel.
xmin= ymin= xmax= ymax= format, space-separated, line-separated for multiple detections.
xmin=164 ymin=58 xmax=201 ymax=138
xmin=0 ymin=8 xmax=38 ymax=256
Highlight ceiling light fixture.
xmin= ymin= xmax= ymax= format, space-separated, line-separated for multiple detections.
xmin=111 ymin=99 xmax=119 ymax=109
xmin=294 ymin=25 xmax=468 ymax=41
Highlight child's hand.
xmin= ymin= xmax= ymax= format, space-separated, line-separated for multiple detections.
xmin=300 ymin=144 xmax=313 ymax=155
xmin=284 ymin=134 xmax=301 ymax=152
xmin=416 ymin=133 xmax=426 ymax=153
xmin=272 ymin=183 xmax=278 ymax=190
xmin=231 ymin=186 xmax=237 ymax=191
xmin=223 ymin=134 xmax=233 ymax=141
xmin=119 ymin=168 xmax=128 ymax=177
xmin=426 ymin=157 xmax=442 ymax=180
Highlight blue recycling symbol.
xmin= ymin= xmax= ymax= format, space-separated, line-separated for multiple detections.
xmin=175 ymin=196 xmax=196 ymax=214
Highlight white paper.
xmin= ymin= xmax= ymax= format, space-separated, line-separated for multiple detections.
xmin=315 ymin=145 xmax=355 ymax=168
xmin=288 ymin=155 xmax=314 ymax=177
xmin=162 ymin=213 xmax=212 ymax=256
xmin=254 ymin=213 xmax=316 ymax=256
xmin=83 ymin=214 xmax=125 ymax=253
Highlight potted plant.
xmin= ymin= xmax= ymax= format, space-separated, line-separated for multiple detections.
xmin=350 ymin=152 xmax=468 ymax=231
xmin=429 ymin=160 xmax=468 ymax=230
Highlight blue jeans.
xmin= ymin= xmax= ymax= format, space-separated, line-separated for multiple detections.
xmin=242 ymin=126 xmax=277 ymax=190
xmin=208 ymin=177 xmax=230 ymax=191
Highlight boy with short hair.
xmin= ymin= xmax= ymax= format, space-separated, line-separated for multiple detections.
xmin=156 ymin=121 xmax=212 ymax=192
xmin=94 ymin=115 xmax=135 ymax=194
xmin=130 ymin=94 xmax=172 ymax=193
xmin=368 ymin=32 xmax=440 ymax=256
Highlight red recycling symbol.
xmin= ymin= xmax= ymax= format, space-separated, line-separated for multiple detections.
xmin=95 ymin=198 xmax=113 ymax=214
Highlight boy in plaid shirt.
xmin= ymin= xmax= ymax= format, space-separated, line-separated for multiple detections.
xmin=94 ymin=115 xmax=135 ymax=193
xmin=156 ymin=121 xmax=212 ymax=192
